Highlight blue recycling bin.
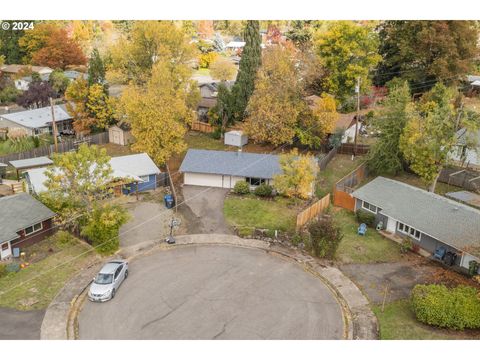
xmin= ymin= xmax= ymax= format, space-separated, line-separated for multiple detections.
xmin=164 ymin=194 xmax=174 ymax=209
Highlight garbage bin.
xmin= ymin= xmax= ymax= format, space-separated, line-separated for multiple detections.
xmin=164 ymin=194 xmax=174 ymax=209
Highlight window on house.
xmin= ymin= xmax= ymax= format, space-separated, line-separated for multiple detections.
xmin=397 ymin=222 xmax=421 ymax=240
xmin=1 ymin=242 xmax=8 ymax=251
xmin=246 ymin=177 xmax=265 ymax=187
xmin=24 ymin=222 xmax=43 ymax=236
xmin=362 ymin=201 xmax=378 ymax=213
xmin=139 ymin=175 xmax=149 ymax=182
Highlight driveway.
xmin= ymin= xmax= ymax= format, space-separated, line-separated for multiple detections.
xmin=120 ymin=201 xmax=174 ymax=248
xmin=78 ymin=245 xmax=344 ymax=340
xmin=179 ymin=185 xmax=233 ymax=234
xmin=0 ymin=307 xmax=45 ymax=340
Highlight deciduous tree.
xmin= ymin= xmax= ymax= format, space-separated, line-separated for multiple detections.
xmin=244 ymin=44 xmax=304 ymax=146
xmin=231 ymin=20 xmax=262 ymax=120
xmin=273 ymin=149 xmax=319 ymax=199
xmin=16 ymin=79 xmax=55 ymax=108
xmin=49 ymin=69 xmax=70 ymax=96
xmin=210 ymin=58 xmax=236 ymax=81
xmin=315 ymin=21 xmax=381 ymax=103
xmin=117 ymin=60 xmax=198 ymax=164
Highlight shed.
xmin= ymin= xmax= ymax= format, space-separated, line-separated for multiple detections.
xmin=224 ymin=130 xmax=248 ymax=147
xmin=109 ymin=123 xmax=133 ymax=146
xmin=9 ymin=156 xmax=54 ymax=180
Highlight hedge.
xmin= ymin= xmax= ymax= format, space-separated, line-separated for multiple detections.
xmin=356 ymin=209 xmax=376 ymax=226
xmin=411 ymin=284 xmax=480 ymax=330
xmin=233 ymin=181 xmax=250 ymax=195
xmin=254 ymin=184 xmax=273 ymax=197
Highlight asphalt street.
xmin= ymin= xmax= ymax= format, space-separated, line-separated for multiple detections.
xmin=79 ymin=245 xmax=344 ymax=339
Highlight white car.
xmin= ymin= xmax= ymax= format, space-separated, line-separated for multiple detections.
xmin=88 ymin=260 xmax=129 ymax=302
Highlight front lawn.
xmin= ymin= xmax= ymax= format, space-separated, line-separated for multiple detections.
xmin=0 ymin=232 xmax=98 ymax=310
xmin=334 ymin=208 xmax=403 ymax=264
xmin=223 ymin=195 xmax=300 ymax=234
xmin=316 ymin=154 xmax=365 ymax=198
xmin=373 ymin=299 xmax=480 ymax=340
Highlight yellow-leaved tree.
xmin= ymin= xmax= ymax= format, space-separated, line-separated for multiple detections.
xmin=273 ymin=149 xmax=319 ymax=199
xmin=117 ymin=60 xmax=199 ymax=165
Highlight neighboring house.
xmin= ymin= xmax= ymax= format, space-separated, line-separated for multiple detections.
xmin=0 ymin=105 xmax=73 ymax=136
xmin=0 ymin=193 xmax=56 ymax=261
xmin=352 ymin=177 xmax=480 ymax=272
xmin=225 ymin=41 xmax=246 ymax=51
xmin=14 ymin=73 xmax=50 ymax=91
xmin=0 ymin=64 xmax=53 ymax=80
xmin=197 ymin=81 xmax=234 ymax=122
xmin=109 ymin=123 xmax=134 ymax=146
xmin=63 ymin=70 xmax=88 ymax=81
xmin=25 ymin=153 xmax=161 ymax=195
xmin=450 ymin=128 xmax=480 ymax=168
xmin=180 ymin=149 xmax=282 ymax=189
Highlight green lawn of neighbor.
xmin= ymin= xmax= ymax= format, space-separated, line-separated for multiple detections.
xmin=0 ymin=232 xmax=98 ymax=310
xmin=373 ymin=299 xmax=480 ymax=340
xmin=334 ymin=208 xmax=403 ymax=264
xmin=224 ymin=195 xmax=301 ymax=234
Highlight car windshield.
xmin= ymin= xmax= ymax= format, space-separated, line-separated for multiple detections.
xmin=95 ymin=273 xmax=113 ymax=284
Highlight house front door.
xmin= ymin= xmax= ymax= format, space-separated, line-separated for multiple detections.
xmin=0 ymin=241 xmax=12 ymax=260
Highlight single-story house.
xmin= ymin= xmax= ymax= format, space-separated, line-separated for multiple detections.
xmin=180 ymin=149 xmax=282 ymax=189
xmin=25 ymin=153 xmax=161 ymax=195
xmin=449 ymin=127 xmax=480 ymax=168
xmin=63 ymin=70 xmax=88 ymax=81
xmin=352 ymin=177 xmax=480 ymax=272
xmin=0 ymin=193 xmax=56 ymax=261
xmin=14 ymin=73 xmax=50 ymax=91
xmin=109 ymin=123 xmax=134 ymax=146
xmin=0 ymin=105 xmax=73 ymax=136
xmin=9 ymin=156 xmax=54 ymax=180
xmin=0 ymin=64 xmax=53 ymax=79
xmin=197 ymin=81 xmax=235 ymax=121
xmin=225 ymin=41 xmax=246 ymax=51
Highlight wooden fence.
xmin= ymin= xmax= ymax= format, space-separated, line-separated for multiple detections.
xmin=0 ymin=132 xmax=109 ymax=164
xmin=318 ymin=147 xmax=338 ymax=171
xmin=191 ymin=121 xmax=214 ymax=133
xmin=438 ymin=167 xmax=480 ymax=193
xmin=337 ymin=143 xmax=370 ymax=155
xmin=333 ymin=162 xmax=367 ymax=211
xmin=296 ymin=194 xmax=331 ymax=229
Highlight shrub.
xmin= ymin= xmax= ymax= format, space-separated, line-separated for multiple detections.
xmin=308 ymin=216 xmax=343 ymax=259
xmin=211 ymin=128 xmax=222 ymax=140
xmin=0 ymin=263 xmax=7 ymax=278
xmin=400 ymin=238 xmax=413 ymax=254
xmin=356 ymin=209 xmax=376 ymax=226
xmin=54 ymin=230 xmax=75 ymax=248
xmin=254 ymin=184 xmax=273 ymax=197
xmin=233 ymin=181 xmax=250 ymax=195
xmin=411 ymin=284 xmax=480 ymax=330
xmin=237 ymin=227 xmax=254 ymax=238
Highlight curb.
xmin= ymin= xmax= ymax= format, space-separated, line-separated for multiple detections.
xmin=44 ymin=234 xmax=377 ymax=340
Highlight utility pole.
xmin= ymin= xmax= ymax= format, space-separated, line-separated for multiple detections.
xmin=353 ymin=77 xmax=360 ymax=157
xmin=49 ymin=97 xmax=59 ymax=153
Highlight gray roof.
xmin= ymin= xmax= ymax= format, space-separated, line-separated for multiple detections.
xmin=180 ymin=149 xmax=282 ymax=179
xmin=109 ymin=153 xmax=161 ymax=177
xmin=352 ymin=177 xmax=480 ymax=251
xmin=0 ymin=193 xmax=56 ymax=244
xmin=0 ymin=105 xmax=72 ymax=129
xmin=9 ymin=156 xmax=53 ymax=170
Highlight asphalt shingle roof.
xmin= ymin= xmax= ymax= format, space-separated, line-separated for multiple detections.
xmin=0 ymin=193 xmax=56 ymax=244
xmin=352 ymin=177 xmax=480 ymax=251
xmin=0 ymin=105 xmax=72 ymax=129
xmin=179 ymin=149 xmax=282 ymax=179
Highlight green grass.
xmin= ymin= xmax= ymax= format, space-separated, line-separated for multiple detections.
xmin=185 ymin=131 xmax=226 ymax=151
xmin=193 ymin=68 xmax=211 ymax=77
xmin=335 ymin=209 xmax=403 ymax=264
xmin=97 ymin=143 xmax=138 ymax=157
xmin=0 ymin=233 xmax=98 ymax=310
xmin=383 ymin=172 xmax=464 ymax=196
xmin=373 ymin=299 xmax=480 ymax=340
xmin=316 ymin=154 xmax=365 ymax=198
xmin=224 ymin=195 xmax=300 ymax=233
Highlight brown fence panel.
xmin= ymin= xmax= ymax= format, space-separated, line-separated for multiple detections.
xmin=296 ymin=194 xmax=331 ymax=229
xmin=332 ymin=162 xmax=367 ymax=211
xmin=333 ymin=190 xmax=355 ymax=211
xmin=318 ymin=147 xmax=338 ymax=170
xmin=438 ymin=167 xmax=480 ymax=192
xmin=337 ymin=143 xmax=370 ymax=155
xmin=191 ymin=121 xmax=214 ymax=133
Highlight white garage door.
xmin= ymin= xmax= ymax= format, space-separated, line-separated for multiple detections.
xmin=184 ymin=172 xmax=224 ymax=188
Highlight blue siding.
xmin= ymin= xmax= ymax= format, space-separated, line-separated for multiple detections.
xmin=122 ymin=174 xmax=157 ymax=194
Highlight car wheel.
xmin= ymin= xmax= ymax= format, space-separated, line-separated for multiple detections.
xmin=111 ymin=289 xmax=116 ymax=299
xmin=124 ymin=270 xmax=128 ymax=279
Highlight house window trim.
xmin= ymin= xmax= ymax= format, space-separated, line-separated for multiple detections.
xmin=24 ymin=222 xmax=43 ymax=236
xmin=246 ymin=177 xmax=266 ymax=187
xmin=139 ymin=175 xmax=150 ymax=182
xmin=397 ymin=222 xmax=421 ymax=241
xmin=361 ymin=200 xmax=378 ymax=214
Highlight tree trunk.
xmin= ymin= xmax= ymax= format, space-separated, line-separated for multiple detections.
xmin=428 ymin=170 xmax=441 ymax=192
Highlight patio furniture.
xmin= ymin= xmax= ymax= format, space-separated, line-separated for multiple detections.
xmin=358 ymin=223 xmax=367 ymax=236
xmin=376 ymin=221 xmax=384 ymax=231
xmin=433 ymin=246 xmax=446 ymax=260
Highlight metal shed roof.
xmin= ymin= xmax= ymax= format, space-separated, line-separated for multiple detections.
xmin=352 ymin=177 xmax=480 ymax=251
xmin=0 ymin=105 xmax=71 ymax=129
xmin=9 ymin=156 xmax=53 ymax=170
xmin=179 ymin=149 xmax=282 ymax=179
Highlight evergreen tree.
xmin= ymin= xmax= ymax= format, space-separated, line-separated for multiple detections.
xmin=0 ymin=22 xmax=27 ymax=63
xmin=231 ymin=20 xmax=261 ymax=121
xmin=88 ymin=48 xmax=106 ymax=88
